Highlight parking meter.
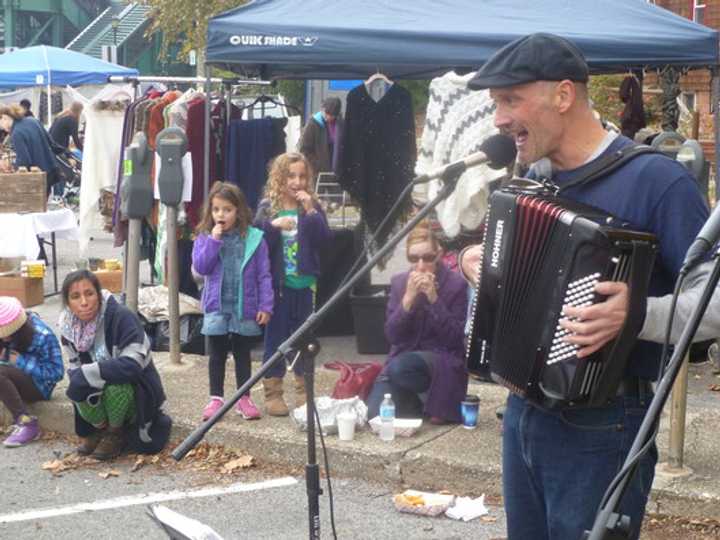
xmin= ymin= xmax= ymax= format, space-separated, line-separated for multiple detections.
xmin=651 ymin=131 xmax=685 ymax=159
xmin=120 ymin=132 xmax=153 ymax=219
xmin=676 ymin=139 xmax=710 ymax=202
xmin=156 ymin=127 xmax=188 ymax=207
xmin=155 ymin=127 xmax=187 ymax=365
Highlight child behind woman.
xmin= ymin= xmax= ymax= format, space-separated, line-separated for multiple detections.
xmin=192 ymin=182 xmax=274 ymax=421
xmin=254 ymin=152 xmax=331 ymax=416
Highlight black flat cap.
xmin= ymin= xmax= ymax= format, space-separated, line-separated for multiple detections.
xmin=468 ymin=33 xmax=589 ymax=90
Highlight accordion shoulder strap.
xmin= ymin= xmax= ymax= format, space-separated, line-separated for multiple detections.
xmin=556 ymin=144 xmax=657 ymax=194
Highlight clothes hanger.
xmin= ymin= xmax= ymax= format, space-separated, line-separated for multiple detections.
xmin=365 ymin=68 xmax=392 ymax=86
xmin=242 ymin=94 xmax=301 ymax=115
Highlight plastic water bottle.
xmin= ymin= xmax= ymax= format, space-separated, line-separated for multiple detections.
xmin=379 ymin=393 xmax=395 ymax=442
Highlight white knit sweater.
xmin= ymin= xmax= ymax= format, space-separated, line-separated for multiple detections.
xmin=415 ymin=71 xmax=505 ymax=238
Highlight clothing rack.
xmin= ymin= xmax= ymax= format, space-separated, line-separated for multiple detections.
xmin=108 ymin=75 xmax=271 ymax=199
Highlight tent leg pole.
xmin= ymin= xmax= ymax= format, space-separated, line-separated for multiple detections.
xmin=47 ymin=83 xmax=52 ymax=128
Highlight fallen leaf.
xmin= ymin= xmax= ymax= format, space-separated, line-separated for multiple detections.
xmin=131 ymin=456 xmax=146 ymax=473
xmin=223 ymin=455 xmax=255 ymax=472
xmin=481 ymin=516 xmax=498 ymax=523
xmin=42 ymin=459 xmax=64 ymax=472
xmin=98 ymin=470 xmax=121 ymax=479
xmin=709 ymin=384 xmax=720 ymax=392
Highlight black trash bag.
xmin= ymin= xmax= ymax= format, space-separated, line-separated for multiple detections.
xmin=142 ymin=314 xmax=206 ymax=355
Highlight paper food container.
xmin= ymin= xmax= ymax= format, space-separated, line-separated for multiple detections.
xmin=369 ymin=416 xmax=422 ymax=437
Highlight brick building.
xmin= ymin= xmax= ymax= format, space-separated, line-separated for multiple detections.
xmin=651 ymin=0 xmax=718 ymax=164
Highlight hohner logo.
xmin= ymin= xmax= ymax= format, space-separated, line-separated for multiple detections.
xmin=490 ymin=220 xmax=504 ymax=268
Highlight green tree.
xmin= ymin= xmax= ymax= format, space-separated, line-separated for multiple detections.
xmin=142 ymin=0 xmax=246 ymax=62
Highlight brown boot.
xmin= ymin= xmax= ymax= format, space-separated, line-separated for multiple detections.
xmin=263 ymin=377 xmax=289 ymax=417
xmin=294 ymin=374 xmax=306 ymax=408
xmin=91 ymin=426 xmax=126 ymax=461
xmin=76 ymin=431 xmax=104 ymax=456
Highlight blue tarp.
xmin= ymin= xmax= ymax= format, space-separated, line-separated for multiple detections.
xmin=0 ymin=45 xmax=138 ymax=88
xmin=207 ymin=0 xmax=719 ymax=79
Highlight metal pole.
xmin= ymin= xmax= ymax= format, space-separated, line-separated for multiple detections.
xmin=667 ymin=353 xmax=690 ymax=470
xmin=125 ymin=218 xmax=141 ymax=312
xmin=203 ymin=76 xmax=211 ymax=201
xmin=166 ymin=205 xmax=181 ymax=364
xmin=712 ymin=69 xmax=719 ymax=204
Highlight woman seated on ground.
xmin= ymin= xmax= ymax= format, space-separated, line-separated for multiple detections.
xmin=366 ymin=221 xmax=469 ymax=424
xmin=0 ymin=296 xmax=64 ymax=447
xmin=59 ymin=270 xmax=171 ymax=461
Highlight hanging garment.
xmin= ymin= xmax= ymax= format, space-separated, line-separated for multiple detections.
xmin=285 ymin=116 xmax=302 ymax=157
xmin=338 ymin=83 xmax=416 ymax=245
xmin=619 ymin=75 xmax=646 ymax=139
xmin=415 ymin=71 xmax=506 ymax=238
xmin=186 ymin=96 xmax=218 ymax=228
xmin=225 ymin=117 xmax=274 ymax=212
xmin=75 ymin=88 xmax=131 ymax=254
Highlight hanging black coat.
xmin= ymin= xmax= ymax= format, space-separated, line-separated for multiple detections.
xmin=338 ymin=84 xmax=416 ymax=244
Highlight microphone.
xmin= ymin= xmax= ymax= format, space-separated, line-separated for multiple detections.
xmin=414 ymin=134 xmax=517 ymax=184
xmin=681 ymin=204 xmax=720 ymax=272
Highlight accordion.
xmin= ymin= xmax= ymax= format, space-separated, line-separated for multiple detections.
xmin=465 ymin=181 xmax=657 ymax=409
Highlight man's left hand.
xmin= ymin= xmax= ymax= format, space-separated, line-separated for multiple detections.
xmin=560 ymin=281 xmax=629 ymax=358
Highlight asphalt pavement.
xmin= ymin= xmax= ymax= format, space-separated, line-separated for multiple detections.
xmin=2 ymin=221 xmax=720 ymax=533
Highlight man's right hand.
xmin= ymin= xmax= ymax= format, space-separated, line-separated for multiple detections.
xmin=460 ymin=245 xmax=484 ymax=287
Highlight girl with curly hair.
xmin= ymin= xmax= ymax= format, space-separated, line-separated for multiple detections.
xmin=254 ymin=152 xmax=331 ymax=415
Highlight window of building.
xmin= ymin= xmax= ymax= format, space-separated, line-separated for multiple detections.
xmin=682 ymin=92 xmax=696 ymax=111
xmin=693 ymin=0 xmax=706 ymax=24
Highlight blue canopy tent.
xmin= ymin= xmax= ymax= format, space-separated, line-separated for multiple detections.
xmin=0 ymin=45 xmax=138 ymax=87
xmin=206 ymin=0 xmax=719 ymax=79
xmin=0 ymin=45 xmax=138 ymax=124
xmin=205 ymin=0 xmax=720 ymax=193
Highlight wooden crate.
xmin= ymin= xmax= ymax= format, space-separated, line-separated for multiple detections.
xmin=94 ymin=270 xmax=123 ymax=293
xmin=0 ymin=169 xmax=47 ymax=213
xmin=0 ymin=276 xmax=44 ymax=307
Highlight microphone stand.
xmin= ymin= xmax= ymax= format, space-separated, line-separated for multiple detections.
xmin=172 ymin=170 xmax=464 ymax=540
xmin=584 ymin=249 xmax=720 ymax=540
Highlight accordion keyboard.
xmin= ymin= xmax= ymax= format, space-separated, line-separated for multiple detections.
xmin=547 ymin=272 xmax=601 ymax=365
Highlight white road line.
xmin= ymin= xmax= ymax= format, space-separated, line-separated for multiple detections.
xmin=0 ymin=476 xmax=298 ymax=523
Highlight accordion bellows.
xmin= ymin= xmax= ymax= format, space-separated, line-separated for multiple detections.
xmin=466 ymin=182 xmax=657 ymax=409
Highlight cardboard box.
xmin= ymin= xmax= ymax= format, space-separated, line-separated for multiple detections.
xmin=0 ymin=170 xmax=47 ymax=213
xmin=0 ymin=276 xmax=44 ymax=307
xmin=94 ymin=270 xmax=123 ymax=293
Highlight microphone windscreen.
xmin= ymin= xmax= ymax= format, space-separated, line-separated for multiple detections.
xmin=479 ymin=134 xmax=517 ymax=170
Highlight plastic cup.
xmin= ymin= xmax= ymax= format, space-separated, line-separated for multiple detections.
xmin=337 ymin=411 xmax=357 ymax=441
xmin=461 ymin=395 xmax=480 ymax=429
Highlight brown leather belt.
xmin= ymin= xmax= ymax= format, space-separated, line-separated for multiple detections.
xmin=616 ymin=376 xmax=653 ymax=398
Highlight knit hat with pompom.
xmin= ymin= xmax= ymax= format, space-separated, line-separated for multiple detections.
xmin=0 ymin=296 xmax=27 ymax=339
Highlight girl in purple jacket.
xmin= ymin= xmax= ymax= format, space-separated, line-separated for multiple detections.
xmin=254 ymin=152 xmax=331 ymax=416
xmin=192 ymin=182 xmax=274 ymax=421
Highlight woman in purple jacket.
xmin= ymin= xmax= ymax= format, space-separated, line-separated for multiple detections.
xmin=192 ymin=182 xmax=274 ymax=421
xmin=367 ymin=221 xmax=469 ymax=424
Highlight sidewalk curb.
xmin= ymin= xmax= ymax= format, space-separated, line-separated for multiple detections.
xmin=4 ymin=399 xmax=720 ymax=521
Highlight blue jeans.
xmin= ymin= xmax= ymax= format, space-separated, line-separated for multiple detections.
xmin=503 ymin=393 xmax=657 ymax=540
xmin=366 ymin=351 xmax=433 ymax=418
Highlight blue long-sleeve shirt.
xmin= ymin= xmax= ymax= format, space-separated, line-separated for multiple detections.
xmin=12 ymin=313 xmax=64 ymax=400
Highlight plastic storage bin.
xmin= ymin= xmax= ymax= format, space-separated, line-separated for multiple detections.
xmin=350 ymin=284 xmax=390 ymax=354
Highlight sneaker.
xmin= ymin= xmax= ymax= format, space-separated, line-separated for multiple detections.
xmin=236 ymin=395 xmax=261 ymax=420
xmin=202 ymin=397 xmax=225 ymax=421
xmin=3 ymin=415 xmax=40 ymax=447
